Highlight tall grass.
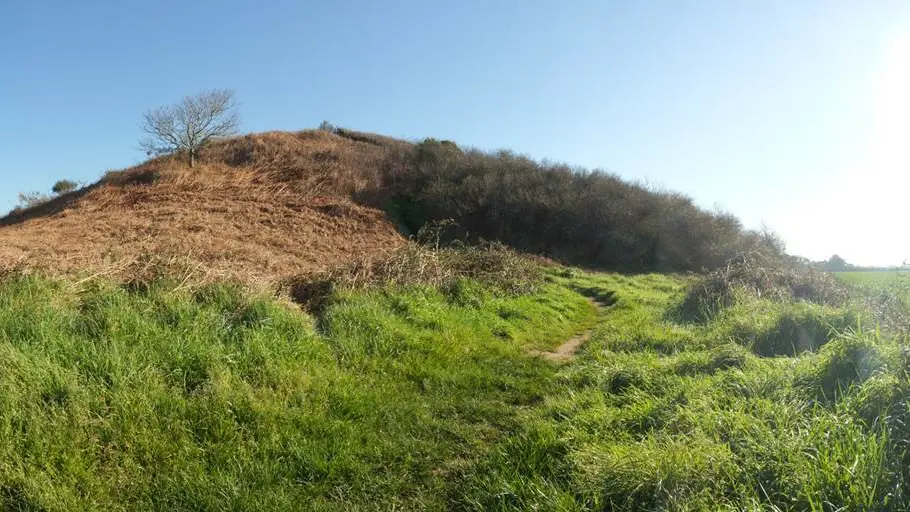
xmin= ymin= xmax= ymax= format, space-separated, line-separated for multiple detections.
xmin=0 ymin=272 xmax=594 ymax=510
xmin=457 ymin=271 xmax=910 ymax=511
xmin=284 ymin=240 xmax=542 ymax=315
xmin=0 ymin=262 xmax=906 ymax=509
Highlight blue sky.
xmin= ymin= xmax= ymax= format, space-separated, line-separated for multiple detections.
xmin=2 ymin=1 xmax=909 ymax=265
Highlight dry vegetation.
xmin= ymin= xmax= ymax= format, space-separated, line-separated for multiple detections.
xmin=0 ymin=127 xmax=785 ymax=285
xmin=0 ymin=131 xmax=406 ymax=284
xmin=284 ymin=241 xmax=542 ymax=314
xmin=678 ymin=251 xmax=851 ymax=321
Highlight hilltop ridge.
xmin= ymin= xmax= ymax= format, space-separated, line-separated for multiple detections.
xmin=0 ymin=127 xmax=780 ymax=283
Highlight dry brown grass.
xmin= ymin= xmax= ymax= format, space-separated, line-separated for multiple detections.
xmin=0 ymin=126 xmax=775 ymax=286
xmin=282 ymin=241 xmax=543 ymax=312
xmin=197 ymin=130 xmax=400 ymax=197
xmin=0 ymin=130 xmax=408 ymax=285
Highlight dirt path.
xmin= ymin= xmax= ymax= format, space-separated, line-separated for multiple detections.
xmin=528 ymin=330 xmax=593 ymax=362
xmin=529 ymin=293 xmax=613 ymax=362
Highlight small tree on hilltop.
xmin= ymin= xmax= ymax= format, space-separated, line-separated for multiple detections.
xmin=139 ymin=89 xmax=240 ymax=168
xmin=52 ymin=179 xmax=79 ymax=195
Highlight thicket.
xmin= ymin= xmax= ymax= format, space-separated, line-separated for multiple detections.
xmin=679 ymin=253 xmax=910 ymax=344
xmin=285 ymin=239 xmax=542 ymax=315
xmin=114 ymin=128 xmax=783 ymax=273
xmin=374 ymin=138 xmax=783 ymax=272
xmin=678 ymin=252 xmax=850 ymax=321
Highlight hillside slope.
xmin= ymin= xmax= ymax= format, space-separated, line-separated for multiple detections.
xmin=0 ymin=131 xmax=405 ymax=283
xmin=0 ymin=127 xmax=781 ymax=281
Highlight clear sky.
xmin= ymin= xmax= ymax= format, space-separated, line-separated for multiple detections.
xmin=2 ymin=1 xmax=909 ymax=266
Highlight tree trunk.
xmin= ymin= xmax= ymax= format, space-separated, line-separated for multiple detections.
xmin=189 ymin=151 xmax=195 ymax=168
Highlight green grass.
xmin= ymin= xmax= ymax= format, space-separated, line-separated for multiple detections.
xmin=0 ymin=274 xmax=596 ymax=510
xmin=835 ymin=270 xmax=909 ymax=286
xmin=458 ymin=272 xmax=910 ymax=511
xmin=0 ymin=270 xmax=907 ymax=510
xmin=835 ymin=270 xmax=910 ymax=307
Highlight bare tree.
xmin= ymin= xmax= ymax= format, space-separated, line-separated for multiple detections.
xmin=139 ymin=89 xmax=240 ymax=168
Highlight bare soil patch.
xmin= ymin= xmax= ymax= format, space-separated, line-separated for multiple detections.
xmin=529 ymin=294 xmax=614 ymax=362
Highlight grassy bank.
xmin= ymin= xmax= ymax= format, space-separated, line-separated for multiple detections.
xmin=0 ymin=273 xmax=594 ymax=510
xmin=462 ymin=272 xmax=910 ymax=510
xmin=0 ymin=269 xmax=907 ymax=510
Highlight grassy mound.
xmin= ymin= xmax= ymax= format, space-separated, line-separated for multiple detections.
xmin=711 ymin=300 xmax=859 ymax=356
xmin=1 ymin=129 xmax=786 ymax=279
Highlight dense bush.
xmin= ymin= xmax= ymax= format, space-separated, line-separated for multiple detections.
xmin=374 ymin=138 xmax=782 ymax=272
xmin=284 ymin=242 xmax=542 ymax=313
xmin=678 ymin=252 xmax=849 ymax=321
xmin=51 ymin=179 xmax=79 ymax=195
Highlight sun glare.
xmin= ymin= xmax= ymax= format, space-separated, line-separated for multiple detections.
xmin=872 ymin=29 xmax=910 ymax=178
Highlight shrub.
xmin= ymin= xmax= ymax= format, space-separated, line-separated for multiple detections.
xmin=284 ymin=242 xmax=542 ymax=312
xmin=678 ymin=252 xmax=849 ymax=321
xmin=51 ymin=179 xmax=79 ymax=195
xmin=13 ymin=191 xmax=51 ymax=211
xmin=375 ymin=139 xmax=782 ymax=273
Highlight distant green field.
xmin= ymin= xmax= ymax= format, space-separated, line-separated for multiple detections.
xmin=834 ymin=270 xmax=908 ymax=286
